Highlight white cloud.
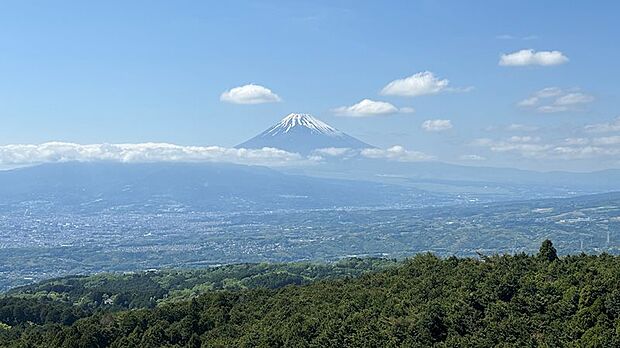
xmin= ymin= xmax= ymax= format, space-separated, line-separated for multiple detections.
xmin=313 ymin=147 xmax=352 ymax=156
xmin=554 ymin=93 xmax=594 ymax=106
xmin=0 ymin=142 xmax=314 ymax=167
xmin=537 ymin=105 xmax=569 ymax=113
xmin=550 ymin=145 xmax=620 ymax=159
xmin=380 ymin=71 xmax=450 ymax=97
xmin=472 ymin=138 xmax=553 ymax=158
xmin=499 ymin=49 xmax=569 ymax=66
xmin=421 ymin=119 xmax=453 ymax=132
xmin=485 ymin=124 xmax=540 ymax=132
xmin=473 ymin=135 xmax=620 ymax=160
xmin=585 ymin=117 xmax=620 ymax=133
xmin=361 ymin=145 xmax=434 ymax=162
xmin=592 ymin=136 xmax=620 ymax=146
xmin=518 ymin=87 xmax=593 ymax=113
xmin=517 ymin=97 xmax=539 ymax=107
xmin=220 ymin=84 xmax=281 ymax=104
xmin=459 ymin=154 xmax=486 ymax=161
xmin=508 ymin=136 xmax=540 ymax=143
xmin=0 ymin=143 xmax=439 ymax=167
xmin=506 ymin=124 xmax=539 ymax=132
xmin=309 ymin=146 xmax=433 ymax=162
xmin=536 ymin=87 xmax=564 ymax=98
xmin=333 ymin=99 xmax=402 ymax=117
xmin=518 ymin=87 xmax=564 ymax=107
xmin=563 ymin=138 xmax=589 ymax=145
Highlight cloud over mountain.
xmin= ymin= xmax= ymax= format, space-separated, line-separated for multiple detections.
xmin=473 ymin=134 xmax=620 ymax=160
xmin=0 ymin=142 xmax=436 ymax=167
xmin=361 ymin=146 xmax=434 ymax=162
xmin=0 ymin=142 xmax=307 ymax=167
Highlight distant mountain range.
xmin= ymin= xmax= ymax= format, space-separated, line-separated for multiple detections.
xmin=285 ymin=157 xmax=620 ymax=196
xmin=0 ymin=162 xmax=431 ymax=213
xmin=236 ymin=113 xmax=374 ymax=154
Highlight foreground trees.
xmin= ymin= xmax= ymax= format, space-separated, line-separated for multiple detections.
xmin=2 ymin=241 xmax=620 ymax=347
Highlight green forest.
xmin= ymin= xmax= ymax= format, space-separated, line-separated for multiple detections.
xmin=2 ymin=241 xmax=620 ymax=347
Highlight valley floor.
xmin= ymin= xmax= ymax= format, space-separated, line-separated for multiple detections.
xmin=3 ymin=191 xmax=620 ymax=291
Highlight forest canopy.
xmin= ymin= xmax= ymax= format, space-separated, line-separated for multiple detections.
xmin=1 ymin=241 xmax=620 ymax=347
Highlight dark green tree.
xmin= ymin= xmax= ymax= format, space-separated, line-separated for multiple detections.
xmin=538 ymin=239 xmax=558 ymax=261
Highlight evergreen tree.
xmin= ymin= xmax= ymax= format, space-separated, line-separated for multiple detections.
xmin=538 ymin=239 xmax=558 ymax=261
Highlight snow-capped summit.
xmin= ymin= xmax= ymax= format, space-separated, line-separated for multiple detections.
xmin=236 ymin=113 xmax=374 ymax=154
xmin=266 ymin=113 xmax=342 ymax=136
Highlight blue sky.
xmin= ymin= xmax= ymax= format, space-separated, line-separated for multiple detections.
xmin=1 ymin=1 xmax=619 ymax=171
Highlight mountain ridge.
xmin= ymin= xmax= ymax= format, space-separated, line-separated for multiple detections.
xmin=0 ymin=161 xmax=427 ymax=213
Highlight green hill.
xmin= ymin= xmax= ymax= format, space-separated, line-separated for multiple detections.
xmin=2 ymin=241 xmax=620 ymax=347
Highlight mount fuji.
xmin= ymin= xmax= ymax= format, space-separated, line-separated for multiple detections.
xmin=236 ymin=113 xmax=374 ymax=154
